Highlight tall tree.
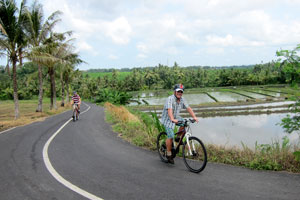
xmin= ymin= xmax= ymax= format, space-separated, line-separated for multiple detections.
xmin=25 ymin=1 xmax=62 ymax=112
xmin=276 ymin=44 xmax=300 ymax=85
xmin=0 ymin=0 xmax=27 ymax=119
xmin=59 ymin=53 xmax=83 ymax=106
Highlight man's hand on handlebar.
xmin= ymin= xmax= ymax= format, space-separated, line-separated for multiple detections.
xmin=172 ymin=119 xmax=179 ymax=123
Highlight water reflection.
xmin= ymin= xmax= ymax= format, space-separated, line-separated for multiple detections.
xmin=209 ymin=92 xmax=248 ymax=102
xmin=131 ymin=93 xmax=216 ymax=105
xmin=192 ymin=113 xmax=299 ymax=150
xmin=131 ymin=92 xmax=251 ymax=105
xmin=235 ymin=90 xmax=267 ymax=99
xmin=252 ymin=89 xmax=282 ymax=97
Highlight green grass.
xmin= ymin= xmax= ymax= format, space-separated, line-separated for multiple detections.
xmin=103 ymin=103 xmax=300 ymax=173
xmin=83 ymin=71 xmax=131 ymax=80
xmin=0 ymin=98 xmax=72 ymax=131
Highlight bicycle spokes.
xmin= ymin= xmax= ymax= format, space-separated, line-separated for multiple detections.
xmin=183 ymin=136 xmax=207 ymax=173
xmin=157 ymin=132 xmax=169 ymax=163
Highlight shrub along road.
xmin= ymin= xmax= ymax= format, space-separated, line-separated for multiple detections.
xmin=0 ymin=102 xmax=299 ymax=200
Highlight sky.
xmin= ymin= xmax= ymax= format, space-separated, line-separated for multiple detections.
xmin=4 ymin=0 xmax=300 ymax=70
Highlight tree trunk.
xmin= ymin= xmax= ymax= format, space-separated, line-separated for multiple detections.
xmin=49 ymin=67 xmax=54 ymax=110
xmin=18 ymin=48 xmax=23 ymax=66
xmin=66 ymin=79 xmax=70 ymax=103
xmin=50 ymin=67 xmax=57 ymax=110
xmin=36 ymin=64 xmax=43 ymax=112
xmin=6 ymin=56 xmax=10 ymax=76
xmin=12 ymin=58 xmax=19 ymax=119
xmin=60 ymin=72 xmax=65 ymax=107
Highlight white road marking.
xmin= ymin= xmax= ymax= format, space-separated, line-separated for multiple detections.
xmin=0 ymin=127 xmax=16 ymax=135
xmin=42 ymin=102 xmax=104 ymax=200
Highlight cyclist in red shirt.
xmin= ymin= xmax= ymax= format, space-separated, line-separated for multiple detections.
xmin=71 ymin=91 xmax=81 ymax=113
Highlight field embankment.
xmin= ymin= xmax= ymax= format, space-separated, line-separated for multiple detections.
xmin=103 ymin=102 xmax=300 ymax=173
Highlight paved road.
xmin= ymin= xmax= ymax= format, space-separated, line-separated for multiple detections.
xmin=0 ymin=102 xmax=299 ymax=200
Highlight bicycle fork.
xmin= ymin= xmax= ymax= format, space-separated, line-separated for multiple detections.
xmin=185 ymin=132 xmax=194 ymax=156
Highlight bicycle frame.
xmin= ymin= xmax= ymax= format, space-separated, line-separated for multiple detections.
xmin=73 ymin=104 xmax=79 ymax=112
xmin=173 ymin=121 xmax=193 ymax=155
xmin=157 ymin=118 xmax=207 ymax=173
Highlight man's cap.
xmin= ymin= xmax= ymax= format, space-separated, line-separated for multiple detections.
xmin=174 ymin=84 xmax=184 ymax=92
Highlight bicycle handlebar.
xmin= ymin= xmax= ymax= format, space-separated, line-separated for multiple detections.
xmin=176 ymin=118 xmax=196 ymax=126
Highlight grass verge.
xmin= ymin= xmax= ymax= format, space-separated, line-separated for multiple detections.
xmin=0 ymin=99 xmax=72 ymax=132
xmin=103 ymin=103 xmax=300 ymax=173
xmin=104 ymin=102 xmax=156 ymax=149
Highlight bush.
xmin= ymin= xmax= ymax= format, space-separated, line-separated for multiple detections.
xmin=94 ymin=88 xmax=133 ymax=105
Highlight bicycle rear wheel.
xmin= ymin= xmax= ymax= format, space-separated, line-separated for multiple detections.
xmin=72 ymin=110 xmax=76 ymax=121
xmin=183 ymin=136 xmax=207 ymax=173
xmin=157 ymin=132 xmax=168 ymax=163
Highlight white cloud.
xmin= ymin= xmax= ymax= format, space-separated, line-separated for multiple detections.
xmin=137 ymin=43 xmax=148 ymax=53
xmin=206 ymin=47 xmax=225 ymax=55
xmin=108 ymin=54 xmax=119 ymax=60
xmin=28 ymin=0 xmax=300 ymax=69
xmin=176 ymin=32 xmax=194 ymax=44
xmin=105 ymin=17 xmax=132 ymax=45
xmin=206 ymin=34 xmax=265 ymax=47
xmin=206 ymin=34 xmax=234 ymax=46
xmin=77 ymin=41 xmax=92 ymax=51
xmin=137 ymin=54 xmax=147 ymax=59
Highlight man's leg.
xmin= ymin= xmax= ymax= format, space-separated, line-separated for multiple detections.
xmin=175 ymin=126 xmax=185 ymax=142
xmin=72 ymin=104 xmax=75 ymax=119
xmin=165 ymin=127 xmax=175 ymax=164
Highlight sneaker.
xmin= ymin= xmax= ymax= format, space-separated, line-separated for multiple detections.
xmin=166 ymin=155 xmax=175 ymax=164
xmin=78 ymin=110 xmax=80 ymax=114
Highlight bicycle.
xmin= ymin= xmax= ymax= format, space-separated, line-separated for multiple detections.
xmin=72 ymin=103 xmax=79 ymax=121
xmin=157 ymin=119 xmax=207 ymax=173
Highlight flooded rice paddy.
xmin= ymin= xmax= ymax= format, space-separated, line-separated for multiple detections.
xmin=192 ymin=113 xmax=299 ymax=150
xmin=130 ymin=86 xmax=299 ymax=149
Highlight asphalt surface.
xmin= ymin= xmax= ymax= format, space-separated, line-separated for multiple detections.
xmin=0 ymin=102 xmax=299 ymax=200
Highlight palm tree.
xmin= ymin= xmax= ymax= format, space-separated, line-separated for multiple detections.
xmin=25 ymin=1 xmax=62 ymax=112
xmin=59 ymin=53 xmax=84 ymax=106
xmin=0 ymin=0 xmax=27 ymax=119
xmin=29 ymin=32 xmax=76 ymax=110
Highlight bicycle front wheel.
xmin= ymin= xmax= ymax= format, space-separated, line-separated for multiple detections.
xmin=183 ymin=136 xmax=207 ymax=173
xmin=157 ymin=132 xmax=168 ymax=163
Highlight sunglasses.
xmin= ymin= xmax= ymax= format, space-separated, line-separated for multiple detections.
xmin=176 ymin=91 xmax=183 ymax=93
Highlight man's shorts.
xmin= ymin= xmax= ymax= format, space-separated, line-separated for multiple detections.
xmin=164 ymin=126 xmax=175 ymax=139
xmin=163 ymin=117 xmax=183 ymax=139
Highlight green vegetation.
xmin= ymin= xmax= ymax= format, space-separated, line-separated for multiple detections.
xmin=104 ymin=102 xmax=156 ymax=149
xmin=1 ymin=1 xmax=299 ymax=172
xmin=83 ymin=71 xmax=131 ymax=80
xmin=104 ymin=104 xmax=300 ymax=173
xmin=94 ymin=88 xmax=133 ymax=105
xmin=0 ymin=0 xmax=82 ymax=119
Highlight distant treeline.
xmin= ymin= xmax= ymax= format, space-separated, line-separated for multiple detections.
xmin=1 ymin=44 xmax=299 ymax=107
xmin=85 ymin=64 xmax=255 ymax=73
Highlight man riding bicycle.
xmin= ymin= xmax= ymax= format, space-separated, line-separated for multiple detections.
xmin=160 ymin=84 xmax=198 ymax=164
xmin=71 ymin=91 xmax=81 ymax=114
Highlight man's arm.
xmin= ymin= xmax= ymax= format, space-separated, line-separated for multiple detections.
xmin=168 ymin=108 xmax=178 ymax=123
xmin=187 ymin=107 xmax=199 ymax=122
